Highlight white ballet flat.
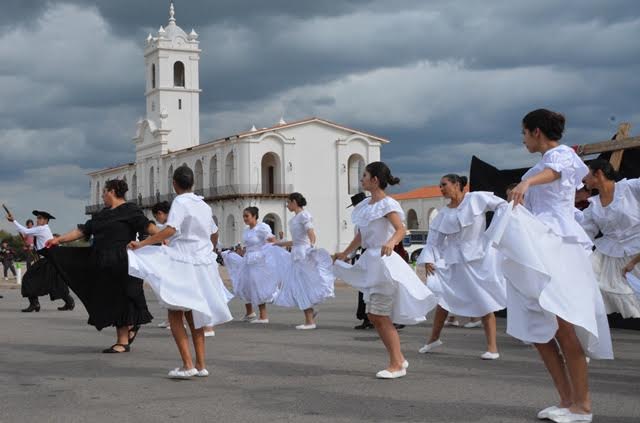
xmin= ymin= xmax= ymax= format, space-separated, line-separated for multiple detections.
xmin=480 ymin=351 xmax=500 ymax=360
xmin=195 ymin=369 xmax=209 ymax=377
xmin=463 ymin=320 xmax=482 ymax=328
xmin=157 ymin=320 xmax=170 ymax=328
xmin=418 ymin=339 xmax=443 ymax=354
xmin=295 ymin=324 xmax=316 ymax=330
xmin=537 ymin=405 xmax=570 ymax=419
xmin=550 ymin=412 xmax=592 ymax=422
xmin=402 ymin=360 xmax=409 ymax=369
xmin=241 ymin=313 xmax=257 ymax=322
xmin=444 ymin=320 xmax=460 ymax=327
xmin=204 ymin=331 xmax=215 ymax=337
xmin=168 ymin=367 xmax=198 ymax=379
xmin=250 ymin=318 xmax=269 ymax=324
xmin=375 ymin=368 xmax=407 ymax=379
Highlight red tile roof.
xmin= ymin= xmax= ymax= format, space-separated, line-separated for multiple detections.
xmin=392 ymin=185 xmax=443 ymax=200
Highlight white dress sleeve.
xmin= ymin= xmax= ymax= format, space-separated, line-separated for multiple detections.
xmin=13 ymin=221 xmax=45 ymax=236
xmin=166 ymin=199 xmax=186 ymax=235
xmin=416 ymin=229 xmax=445 ymax=265
xmin=256 ymin=222 xmax=274 ymax=242
xmin=578 ymin=206 xmax=600 ymax=241
xmin=542 ymin=147 xmax=588 ymax=190
xmin=300 ymin=212 xmax=314 ymax=231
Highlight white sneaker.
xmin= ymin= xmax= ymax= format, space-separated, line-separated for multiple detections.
xmin=418 ymin=339 xmax=443 ymax=354
xmin=250 ymin=318 xmax=269 ymax=324
xmin=295 ymin=324 xmax=316 ymax=330
xmin=195 ymin=369 xmax=209 ymax=377
xmin=550 ymin=412 xmax=593 ymax=422
xmin=168 ymin=367 xmax=197 ymax=379
xmin=241 ymin=313 xmax=257 ymax=322
xmin=157 ymin=320 xmax=170 ymax=328
xmin=463 ymin=320 xmax=482 ymax=328
xmin=444 ymin=319 xmax=460 ymax=327
xmin=480 ymin=351 xmax=500 ymax=360
xmin=204 ymin=331 xmax=215 ymax=337
xmin=402 ymin=360 xmax=409 ymax=369
xmin=376 ymin=368 xmax=407 ymax=379
xmin=537 ymin=406 xmax=570 ymax=420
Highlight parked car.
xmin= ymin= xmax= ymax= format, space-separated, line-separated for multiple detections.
xmin=403 ymin=230 xmax=427 ymax=262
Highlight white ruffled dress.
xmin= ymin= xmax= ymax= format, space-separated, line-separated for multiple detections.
xmin=127 ymin=193 xmax=233 ymax=329
xmin=486 ymin=145 xmax=613 ymax=359
xmin=417 ymin=192 xmax=508 ymax=317
xmin=222 ymin=222 xmax=284 ymax=306
xmin=333 ymin=197 xmax=438 ymax=325
xmin=577 ymin=178 xmax=640 ymax=318
xmin=272 ymin=211 xmax=335 ymax=310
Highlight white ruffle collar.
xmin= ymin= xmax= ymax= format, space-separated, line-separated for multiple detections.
xmin=352 ymin=196 xmax=405 ymax=227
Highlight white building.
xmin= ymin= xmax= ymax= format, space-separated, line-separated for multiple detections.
xmin=392 ymin=185 xmax=447 ymax=230
xmin=86 ymin=3 xmax=388 ymax=251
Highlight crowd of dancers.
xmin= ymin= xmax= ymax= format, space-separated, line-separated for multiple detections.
xmin=4 ymin=109 xmax=640 ymax=423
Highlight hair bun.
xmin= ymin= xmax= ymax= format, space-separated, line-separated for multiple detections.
xmin=389 ymin=176 xmax=401 ymax=186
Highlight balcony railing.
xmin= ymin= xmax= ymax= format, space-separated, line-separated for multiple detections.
xmin=85 ymin=184 xmax=294 ymax=214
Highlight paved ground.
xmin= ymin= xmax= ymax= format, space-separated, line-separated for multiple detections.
xmin=1 ymin=282 xmax=639 ymax=423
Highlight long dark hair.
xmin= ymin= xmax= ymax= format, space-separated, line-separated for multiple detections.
xmin=365 ymin=161 xmax=400 ymax=189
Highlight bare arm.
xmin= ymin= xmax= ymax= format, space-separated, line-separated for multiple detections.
xmin=146 ymin=222 xmax=160 ymax=236
xmin=509 ymin=168 xmax=560 ymax=206
xmin=211 ymin=232 xmax=219 ymax=248
xmin=382 ymin=211 xmax=405 ymax=256
xmin=128 ymin=226 xmax=177 ymax=250
xmin=334 ymin=231 xmax=362 ymax=262
xmin=623 ymin=254 xmax=640 ymax=275
xmin=307 ymin=228 xmax=317 ymax=246
xmin=46 ymin=228 xmax=85 ymax=247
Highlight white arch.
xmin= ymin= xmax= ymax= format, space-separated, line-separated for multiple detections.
xmin=262 ymin=213 xmax=282 ymax=239
xmin=209 ymin=155 xmax=218 ymax=189
xmin=194 ymin=159 xmax=203 ymax=193
xmin=225 ymin=152 xmax=235 ymax=185
xmin=407 ymin=208 xmax=419 ymax=230
xmin=261 ymin=152 xmax=281 ymax=194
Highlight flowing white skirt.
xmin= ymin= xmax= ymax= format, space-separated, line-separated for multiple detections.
xmin=127 ymin=246 xmax=233 ymax=329
xmin=487 ymin=205 xmax=613 ymax=359
xmin=334 ymin=248 xmax=438 ymax=325
xmin=591 ymin=251 xmax=640 ymax=318
xmin=426 ymin=251 xmax=507 ymax=317
xmin=222 ymin=245 xmax=284 ymax=305
xmin=272 ymin=246 xmax=335 ymax=310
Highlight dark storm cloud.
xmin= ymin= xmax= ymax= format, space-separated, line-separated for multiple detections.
xmin=1 ymin=0 xmax=639 ymax=232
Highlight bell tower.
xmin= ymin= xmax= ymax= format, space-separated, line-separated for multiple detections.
xmin=134 ymin=2 xmax=201 ymax=159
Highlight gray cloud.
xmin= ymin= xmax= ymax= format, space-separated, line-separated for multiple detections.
xmin=1 ymin=0 xmax=639 ymax=231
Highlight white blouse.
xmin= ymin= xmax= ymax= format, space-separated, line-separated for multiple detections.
xmin=579 ymin=178 xmax=640 ymax=257
xmin=418 ymin=191 xmax=506 ymax=265
xmin=165 ymin=193 xmax=218 ymax=264
xmin=351 ymin=196 xmax=405 ymax=249
xmin=523 ymin=144 xmax=591 ymax=246
xmin=243 ymin=222 xmax=274 ymax=253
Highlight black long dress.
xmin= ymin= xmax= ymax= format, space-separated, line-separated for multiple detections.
xmin=44 ymin=203 xmax=153 ymax=330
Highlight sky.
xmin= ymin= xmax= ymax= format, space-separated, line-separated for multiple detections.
xmin=1 ymin=0 xmax=639 ymax=233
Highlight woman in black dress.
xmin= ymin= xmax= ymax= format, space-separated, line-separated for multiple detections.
xmin=45 ymin=179 xmax=156 ymax=353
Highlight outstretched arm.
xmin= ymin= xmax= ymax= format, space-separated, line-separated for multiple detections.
xmin=334 ymin=231 xmax=362 ymax=262
xmin=509 ymin=168 xmax=560 ymax=206
xmin=128 ymin=226 xmax=177 ymax=250
xmin=46 ymin=228 xmax=85 ymax=247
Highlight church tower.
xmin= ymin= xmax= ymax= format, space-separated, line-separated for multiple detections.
xmin=134 ymin=2 xmax=201 ymax=159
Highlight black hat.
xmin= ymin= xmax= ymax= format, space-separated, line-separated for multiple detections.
xmin=32 ymin=210 xmax=56 ymax=220
xmin=347 ymin=192 xmax=368 ymax=208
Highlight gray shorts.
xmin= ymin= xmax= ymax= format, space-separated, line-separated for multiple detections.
xmin=366 ymin=293 xmax=393 ymax=316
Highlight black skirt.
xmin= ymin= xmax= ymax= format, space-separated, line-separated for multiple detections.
xmin=43 ymin=246 xmax=153 ymax=330
xmin=21 ymin=256 xmax=70 ymax=301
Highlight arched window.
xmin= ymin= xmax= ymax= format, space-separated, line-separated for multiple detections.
xmin=407 ymin=209 xmax=419 ymax=229
xmin=261 ymin=153 xmax=281 ymax=194
xmin=167 ymin=165 xmax=174 ymax=193
xmin=173 ymin=61 xmax=185 ymax=87
xmin=226 ymin=214 xmax=236 ymax=247
xmin=225 ymin=152 xmax=235 ymax=185
xmin=209 ymin=156 xmax=218 ymax=189
xmin=194 ymin=160 xmax=203 ymax=194
xmin=149 ymin=166 xmax=155 ymax=197
xmin=347 ymin=154 xmax=366 ymax=194
xmin=151 ymin=64 xmax=156 ymax=89
xmin=96 ymin=181 xmax=100 ymax=204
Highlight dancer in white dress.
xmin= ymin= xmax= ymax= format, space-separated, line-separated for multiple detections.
xmin=334 ymin=162 xmax=438 ymax=379
xmin=271 ymin=192 xmax=335 ymax=330
xmin=222 ymin=207 xmax=282 ymax=324
xmin=578 ymin=160 xmax=640 ymax=318
xmin=417 ymin=174 xmax=507 ymax=359
xmin=127 ymin=165 xmax=233 ymax=378
xmin=490 ymin=109 xmax=613 ymax=422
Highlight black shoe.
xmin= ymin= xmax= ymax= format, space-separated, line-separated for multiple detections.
xmin=393 ymin=324 xmax=406 ymax=330
xmin=354 ymin=321 xmax=374 ymax=330
xmin=102 ymin=343 xmax=130 ymax=354
xmin=58 ymin=303 xmax=75 ymax=311
xmin=21 ymin=304 xmax=41 ymax=313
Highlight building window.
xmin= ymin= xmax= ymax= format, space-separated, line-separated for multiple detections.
xmin=178 ymin=99 xmax=182 ymax=110
xmin=151 ymin=101 xmax=155 ymax=112
xmin=347 ymin=154 xmax=366 ymax=194
xmin=151 ymin=64 xmax=156 ymax=89
xmin=173 ymin=61 xmax=185 ymax=87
